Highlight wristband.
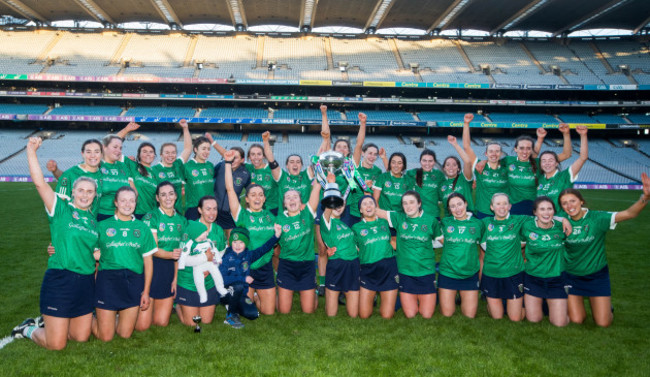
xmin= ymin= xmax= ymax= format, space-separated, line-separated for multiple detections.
xmin=225 ymin=160 xmax=233 ymax=164
xmin=268 ymin=160 xmax=279 ymax=169
xmin=211 ymin=141 xmax=217 ymax=147
xmin=641 ymin=195 xmax=648 ymax=204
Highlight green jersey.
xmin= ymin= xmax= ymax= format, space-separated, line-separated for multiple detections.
xmin=388 ymin=211 xmax=437 ymax=277
xmin=474 ymin=159 xmax=508 ymax=215
xmin=97 ymin=216 xmax=157 ymax=274
xmin=481 ymin=214 xmax=527 ymax=278
xmin=130 ymin=164 xmax=158 ymax=216
xmin=142 ymin=208 xmax=187 ymax=254
xmin=234 ymin=207 xmax=276 ymax=269
xmin=407 ymin=168 xmax=445 ymax=218
xmin=277 ymin=206 xmax=316 ymax=262
xmin=436 ymin=216 xmax=485 ymax=279
xmin=352 ymin=218 xmax=395 ymax=265
xmin=183 ymin=159 xmax=215 ymax=208
xmin=537 ymin=168 xmax=575 ymax=214
xmin=47 ymin=195 xmax=99 ymax=275
xmin=439 ymin=174 xmax=475 ymax=217
xmin=373 ymin=172 xmax=414 ymax=212
xmin=521 ymin=218 xmax=566 ymax=278
xmin=178 ymin=221 xmax=226 ymax=291
xmin=98 ymin=158 xmax=133 ymax=216
xmin=55 ymin=164 xmax=102 ymax=216
xmin=246 ymin=163 xmax=279 ymax=211
xmin=321 ymin=216 xmax=357 ymax=261
xmin=563 ymin=210 xmax=616 ymax=276
xmin=152 ymin=158 xmax=185 ymax=213
xmin=349 ymin=164 xmax=382 ymax=217
xmin=275 ymin=169 xmax=312 ymax=211
xmin=504 ymin=156 xmax=539 ymax=204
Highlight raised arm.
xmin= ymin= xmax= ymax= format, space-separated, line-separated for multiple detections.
xmin=178 ymin=119 xmax=192 ymax=163
xmin=322 ymin=172 xmax=337 ymax=223
xmin=306 ymin=178 xmax=322 ymax=213
xmin=223 ymin=150 xmax=242 ymax=218
xmin=378 ymin=147 xmax=389 ymax=170
xmin=352 ymin=112 xmax=367 ymax=166
xmin=116 ymin=121 xmax=140 ymax=140
xmin=462 ymin=113 xmax=477 ymax=163
xmin=26 ymin=137 xmax=56 ymax=212
xmin=262 ymin=131 xmax=282 ymax=181
xmin=557 ymin=123 xmax=572 ymax=162
xmin=204 ymin=132 xmax=227 ymax=157
xmin=318 ymin=104 xmax=331 ymax=155
xmin=570 ymin=126 xmax=589 ymax=176
xmin=614 ymin=173 xmax=650 ymax=223
xmin=448 ymin=135 xmax=473 ymax=181
xmin=533 ymin=127 xmax=546 ymax=157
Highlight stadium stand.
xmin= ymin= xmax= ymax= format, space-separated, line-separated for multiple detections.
xmin=200 ymin=107 xmax=269 ymax=118
xmin=49 ymin=105 xmax=123 ymax=116
xmin=124 ymin=106 xmax=196 ymax=118
xmin=0 ymin=103 xmax=49 ymax=114
xmin=524 ymin=41 xmax=601 ymax=85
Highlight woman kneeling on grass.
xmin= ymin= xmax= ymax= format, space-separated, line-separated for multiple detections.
xmin=93 ymin=186 xmax=156 ymax=341
xmin=13 ymin=138 xmax=99 ymax=350
xmin=559 ymin=174 xmax=650 ymax=327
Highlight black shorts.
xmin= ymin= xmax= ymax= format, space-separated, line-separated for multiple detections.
xmin=438 ymin=272 xmax=480 ymax=291
xmin=276 ymin=259 xmax=316 ymax=291
xmin=95 ymin=269 xmax=144 ymax=311
xmin=510 ymin=200 xmax=533 ymax=216
xmin=185 ymin=206 xmax=200 ymax=221
xmin=97 ymin=213 xmax=113 ymax=222
xmin=398 ymin=273 xmax=437 ymax=295
xmin=524 ymin=272 xmax=569 ymax=299
xmin=566 ymin=265 xmax=611 ymax=297
xmin=360 ymin=257 xmax=399 ymax=292
xmin=216 ymin=210 xmax=236 ymax=230
xmin=150 ymin=257 xmax=175 ymax=299
xmin=250 ymin=260 xmax=276 ymax=290
xmin=325 ymin=258 xmax=360 ymax=292
xmin=40 ymin=269 xmax=95 ymax=318
xmin=175 ymin=285 xmax=218 ymax=307
xmin=480 ymin=272 xmax=525 ymax=300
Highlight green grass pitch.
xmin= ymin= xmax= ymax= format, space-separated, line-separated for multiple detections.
xmin=1 ymin=184 xmax=649 ymax=376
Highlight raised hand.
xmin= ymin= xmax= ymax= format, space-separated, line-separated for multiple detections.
xmin=378 ymin=148 xmax=386 ymax=159
xmin=125 ymin=122 xmax=140 ymax=132
xmin=178 ymin=119 xmax=188 ymax=129
xmin=204 ymin=132 xmax=214 ymax=143
xmin=320 ymin=104 xmax=327 ymax=113
xmin=358 ymin=112 xmax=367 ymax=123
xmin=262 ymin=131 xmax=271 ymax=142
xmin=576 ymin=125 xmax=588 ymax=135
xmin=558 ymin=123 xmax=570 ymax=134
xmin=27 ymin=137 xmax=42 ymax=152
xmin=464 ymin=113 xmax=474 ymax=123
xmin=536 ymin=127 xmax=547 ymax=138
xmin=274 ymin=223 xmax=282 ymax=237
xmin=447 ymin=135 xmax=457 ymax=144
xmin=224 ymin=149 xmax=236 ymax=162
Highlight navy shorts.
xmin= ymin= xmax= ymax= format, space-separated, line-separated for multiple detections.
xmin=269 ymin=207 xmax=279 ymax=217
xmin=134 ymin=213 xmax=145 ymax=220
xmin=276 ymin=259 xmax=316 ymax=291
xmin=398 ymin=273 xmax=437 ymax=295
xmin=40 ymin=269 xmax=95 ymax=318
xmin=360 ymin=257 xmax=399 ymax=292
xmin=250 ymin=260 xmax=276 ymax=290
xmin=524 ymin=273 xmax=568 ymax=299
xmin=566 ymin=265 xmax=611 ymax=297
xmin=510 ymin=200 xmax=533 ymax=216
xmin=481 ymin=272 xmax=525 ymax=299
xmin=326 ymin=258 xmax=360 ymax=292
xmin=97 ymin=213 xmax=112 ymax=222
xmin=438 ymin=272 xmax=480 ymax=291
xmin=150 ymin=257 xmax=175 ymax=299
xmin=95 ymin=269 xmax=144 ymax=311
xmin=175 ymin=285 xmax=218 ymax=307
xmin=216 ymin=210 xmax=236 ymax=230
xmin=474 ymin=211 xmax=493 ymax=220
xmin=348 ymin=214 xmax=361 ymax=226
xmin=185 ymin=206 xmax=200 ymax=221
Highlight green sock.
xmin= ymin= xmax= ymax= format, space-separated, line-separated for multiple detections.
xmin=318 ymin=276 xmax=325 ymax=285
xmin=24 ymin=326 xmax=37 ymax=339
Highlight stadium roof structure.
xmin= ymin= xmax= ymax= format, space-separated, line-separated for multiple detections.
xmin=0 ymin=0 xmax=649 ymax=35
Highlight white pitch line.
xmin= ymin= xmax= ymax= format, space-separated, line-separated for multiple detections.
xmin=0 ymin=336 xmax=15 ymax=350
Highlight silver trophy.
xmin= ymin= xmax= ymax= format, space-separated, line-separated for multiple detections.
xmin=192 ymin=315 xmax=202 ymax=333
xmin=313 ymin=151 xmax=345 ymax=208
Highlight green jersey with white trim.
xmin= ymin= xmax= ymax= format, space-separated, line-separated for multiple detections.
xmin=47 ymin=195 xmax=99 ymax=275
xmin=178 ymin=220 xmax=226 ymax=291
xmin=234 ymin=208 xmax=276 ymax=269
xmin=349 ymin=164 xmax=382 ymax=217
xmin=521 ymin=218 xmax=566 ymax=278
xmin=504 ymin=156 xmax=539 ymax=204
xmin=130 ymin=164 xmax=158 ymax=216
xmin=246 ymin=163 xmax=279 ymax=212
xmin=97 ymin=216 xmax=157 ymax=274
xmin=183 ymin=159 xmax=215 ymax=208
xmin=276 ymin=169 xmax=311 ymax=211
xmin=277 ymin=206 xmax=316 ymax=262
xmin=407 ymin=168 xmax=445 ymax=218
xmin=474 ymin=159 xmax=508 ymax=215
xmin=152 ymin=158 xmax=186 ymax=213
xmin=436 ymin=216 xmax=485 ymax=279
xmin=373 ymin=172 xmax=414 ymax=212
xmin=388 ymin=211 xmax=437 ymax=277
xmin=321 ymin=216 xmax=357 ymax=261
xmin=55 ymin=165 xmax=102 ymax=216
xmin=142 ymin=208 xmax=187 ymax=254
xmin=98 ymin=159 xmax=132 ymax=216
xmin=537 ymin=168 xmax=574 ymax=214
xmin=481 ymin=214 xmax=527 ymax=278
xmin=563 ymin=210 xmax=616 ymax=276
xmin=352 ymin=218 xmax=395 ymax=265
xmin=439 ymin=174 xmax=475 ymax=217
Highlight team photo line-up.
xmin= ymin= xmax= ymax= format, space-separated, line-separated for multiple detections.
xmin=11 ymin=105 xmax=650 ymax=350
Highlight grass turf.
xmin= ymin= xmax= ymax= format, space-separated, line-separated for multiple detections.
xmin=1 ymin=184 xmax=649 ymax=376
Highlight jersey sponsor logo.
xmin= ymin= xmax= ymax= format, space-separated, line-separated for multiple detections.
xmin=283 ymin=224 xmax=291 ymax=232
xmin=336 ymin=224 xmax=342 ymax=231
xmin=159 ymin=223 xmax=166 ymax=232
xmin=235 ymin=177 xmax=242 ymax=186
xmin=529 ymin=232 xmax=538 ymax=241
xmin=360 ymin=229 xmax=369 ymax=236
xmin=385 ymin=181 xmax=392 ymax=188
xmin=191 ymin=169 xmax=199 ymax=177
xmin=394 ymin=182 xmax=400 ymax=189
xmin=101 ymin=167 xmax=109 ymax=174
xmin=134 ymin=229 xmax=141 ymax=238
xmin=469 ymin=227 xmax=476 ymax=235
xmin=158 ymin=172 xmax=166 ymax=179
xmin=441 ymin=185 xmax=447 ymax=192
xmin=487 ymin=223 xmax=494 ymax=232
xmin=509 ymin=164 xmax=516 ymax=172
xmin=537 ymin=184 xmax=544 ymax=190
xmin=144 ymin=213 xmax=153 ymax=220
xmin=251 ymin=173 xmax=256 ymax=179
xmin=250 ymin=215 xmax=256 ymax=222
xmin=72 ymin=211 xmax=80 ymax=220
xmin=401 ymin=222 xmax=408 ymax=230
xmin=106 ymin=228 xmax=116 ymax=237
xmin=421 ymin=224 xmax=428 ymax=232
xmin=447 ymin=226 xmax=455 ymax=233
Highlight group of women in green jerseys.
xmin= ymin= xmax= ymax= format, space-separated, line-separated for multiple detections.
xmin=15 ymin=110 xmax=650 ymax=350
